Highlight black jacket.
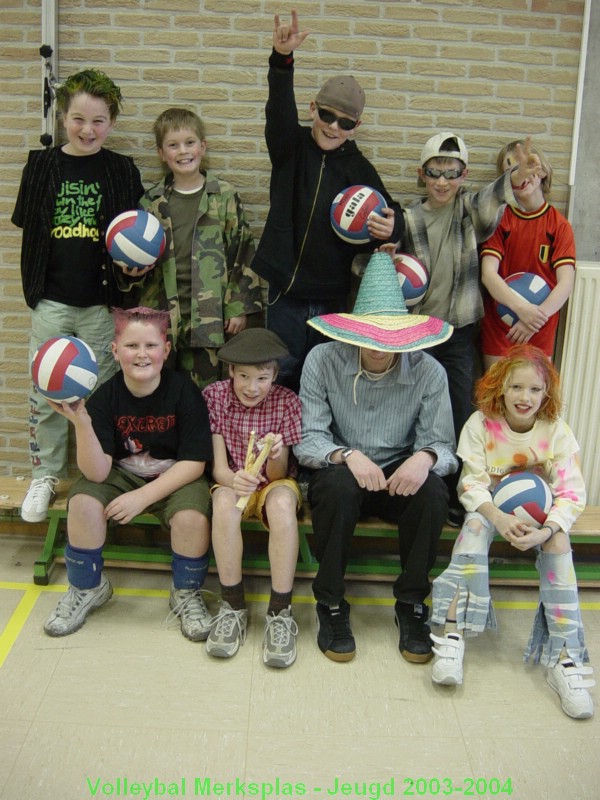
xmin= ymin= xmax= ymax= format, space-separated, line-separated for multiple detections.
xmin=252 ymin=50 xmax=404 ymax=301
xmin=12 ymin=146 xmax=144 ymax=309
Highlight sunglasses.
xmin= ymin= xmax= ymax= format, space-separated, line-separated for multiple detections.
xmin=423 ymin=166 xmax=464 ymax=180
xmin=315 ymin=103 xmax=359 ymax=131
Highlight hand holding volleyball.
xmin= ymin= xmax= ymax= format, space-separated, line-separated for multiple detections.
xmin=31 ymin=336 xmax=98 ymax=403
xmin=106 ymin=209 xmax=166 ymax=271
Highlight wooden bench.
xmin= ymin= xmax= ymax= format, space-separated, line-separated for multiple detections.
xmin=1 ymin=476 xmax=599 ymax=587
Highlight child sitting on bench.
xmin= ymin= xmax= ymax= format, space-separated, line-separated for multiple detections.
xmin=43 ymin=307 xmax=213 ymax=641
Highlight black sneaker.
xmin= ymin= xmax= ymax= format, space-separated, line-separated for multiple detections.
xmin=316 ymin=599 xmax=356 ymax=662
xmin=394 ymin=601 xmax=433 ymax=663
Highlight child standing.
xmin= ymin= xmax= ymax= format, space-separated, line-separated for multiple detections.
xmin=43 ymin=308 xmax=213 ymax=642
xmin=252 ymin=10 xmax=404 ymax=392
xmin=430 ymin=344 xmax=594 ymax=720
xmin=132 ymin=107 xmax=263 ymax=389
xmin=401 ymin=132 xmax=543 ymax=526
xmin=12 ymin=68 xmax=144 ymax=523
xmin=480 ymin=140 xmax=575 ymax=370
xmin=202 ymin=328 xmax=303 ymax=668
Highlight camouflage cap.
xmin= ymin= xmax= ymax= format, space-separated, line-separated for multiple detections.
xmin=217 ymin=328 xmax=289 ymax=365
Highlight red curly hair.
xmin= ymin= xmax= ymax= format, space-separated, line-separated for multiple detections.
xmin=476 ymin=344 xmax=562 ymax=422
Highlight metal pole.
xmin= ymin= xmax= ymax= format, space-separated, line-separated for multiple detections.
xmin=40 ymin=0 xmax=58 ymax=147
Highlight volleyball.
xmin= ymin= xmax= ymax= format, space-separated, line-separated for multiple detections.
xmin=31 ymin=336 xmax=98 ymax=403
xmin=492 ymin=471 xmax=553 ymax=528
xmin=496 ymin=272 xmax=551 ymax=327
xmin=393 ymin=253 xmax=430 ymax=307
xmin=105 ymin=209 xmax=166 ymax=269
xmin=330 ymin=185 xmax=386 ymax=244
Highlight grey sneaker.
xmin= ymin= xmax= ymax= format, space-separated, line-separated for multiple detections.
xmin=168 ymin=586 xmax=212 ymax=641
xmin=44 ymin=573 xmax=112 ymax=637
xmin=21 ymin=476 xmax=59 ymax=523
xmin=263 ymin=607 xmax=298 ymax=668
xmin=206 ymin=601 xmax=247 ymax=658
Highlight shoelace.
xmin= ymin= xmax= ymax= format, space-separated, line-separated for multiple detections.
xmin=265 ymin=614 xmax=298 ymax=645
xmin=212 ymin=606 xmax=247 ymax=644
xmin=28 ymin=476 xmax=59 ymax=500
xmin=54 ymin=586 xmax=90 ymax=618
xmin=165 ymin=589 xmax=211 ymax=627
xmin=329 ymin=608 xmax=352 ymax=642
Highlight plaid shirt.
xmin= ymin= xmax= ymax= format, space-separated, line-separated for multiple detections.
xmin=202 ymin=379 xmax=302 ymax=479
xmin=403 ymin=170 xmax=516 ymax=328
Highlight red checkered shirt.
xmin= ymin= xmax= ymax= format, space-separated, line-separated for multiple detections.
xmin=202 ymin=380 xmax=302 ymax=479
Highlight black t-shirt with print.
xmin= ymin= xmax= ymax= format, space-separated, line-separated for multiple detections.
xmin=86 ymin=369 xmax=213 ymax=480
xmin=45 ymin=150 xmax=106 ymax=307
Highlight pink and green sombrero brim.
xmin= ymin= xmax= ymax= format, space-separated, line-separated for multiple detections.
xmin=308 ymin=251 xmax=453 ymax=352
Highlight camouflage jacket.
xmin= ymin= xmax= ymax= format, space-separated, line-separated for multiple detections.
xmin=138 ymin=170 xmax=262 ymax=349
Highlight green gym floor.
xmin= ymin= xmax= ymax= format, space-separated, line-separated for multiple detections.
xmin=1 ymin=534 xmax=599 ymax=800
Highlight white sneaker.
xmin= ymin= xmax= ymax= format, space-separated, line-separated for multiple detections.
xmin=546 ymin=659 xmax=595 ymax=719
xmin=167 ymin=586 xmax=212 ymax=641
xmin=44 ymin=574 xmax=113 ymax=637
xmin=21 ymin=476 xmax=59 ymax=522
xmin=431 ymin=632 xmax=465 ymax=685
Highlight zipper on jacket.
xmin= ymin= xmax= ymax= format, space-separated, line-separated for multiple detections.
xmin=282 ymin=153 xmax=326 ymax=296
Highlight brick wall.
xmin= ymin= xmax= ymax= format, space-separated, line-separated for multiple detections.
xmin=0 ymin=0 xmax=585 ymax=476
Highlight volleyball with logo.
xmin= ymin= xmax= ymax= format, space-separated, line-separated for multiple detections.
xmin=330 ymin=185 xmax=386 ymax=244
xmin=31 ymin=336 xmax=98 ymax=403
xmin=105 ymin=209 xmax=166 ymax=269
xmin=496 ymin=272 xmax=551 ymax=327
xmin=393 ymin=253 xmax=430 ymax=307
xmin=492 ymin=471 xmax=552 ymax=528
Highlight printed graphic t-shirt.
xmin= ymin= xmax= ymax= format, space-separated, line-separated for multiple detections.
xmin=45 ymin=150 xmax=107 ymax=307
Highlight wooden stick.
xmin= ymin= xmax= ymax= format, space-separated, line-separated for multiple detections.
xmin=244 ymin=430 xmax=256 ymax=470
xmin=235 ymin=434 xmax=276 ymax=511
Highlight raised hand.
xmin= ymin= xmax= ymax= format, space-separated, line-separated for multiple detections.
xmin=511 ymin=136 xmax=546 ymax=187
xmin=273 ymin=8 xmax=310 ymax=55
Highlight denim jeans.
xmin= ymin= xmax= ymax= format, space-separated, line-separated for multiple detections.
xmin=266 ymin=288 xmax=346 ymax=393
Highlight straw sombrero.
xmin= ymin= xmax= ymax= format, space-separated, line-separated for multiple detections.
xmin=308 ymin=252 xmax=453 ymax=352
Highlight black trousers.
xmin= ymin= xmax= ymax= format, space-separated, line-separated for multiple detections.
xmin=308 ymin=460 xmax=448 ymax=607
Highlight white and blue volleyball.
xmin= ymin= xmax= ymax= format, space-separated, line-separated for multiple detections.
xmin=394 ymin=253 xmax=430 ymax=307
xmin=330 ymin=185 xmax=386 ymax=244
xmin=31 ymin=336 xmax=98 ymax=403
xmin=492 ymin=471 xmax=553 ymax=528
xmin=105 ymin=209 xmax=166 ymax=269
xmin=496 ymin=272 xmax=551 ymax=327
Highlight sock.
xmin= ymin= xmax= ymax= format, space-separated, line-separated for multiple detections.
xmin=268 ymin=588 xmax=293 ymax=616
xmin=220 ymin=580 xmax=246 ymax=610
xmin=64 ymin=543 xmax=103 ymax=589
xmin=171 ymin=551 xmax=209 ymax=591
xmin=444 ymin=618 xmax=458 ymax=635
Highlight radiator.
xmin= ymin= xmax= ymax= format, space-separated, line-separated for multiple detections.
xmin=560 ymin=261 xmax=600 ymax=505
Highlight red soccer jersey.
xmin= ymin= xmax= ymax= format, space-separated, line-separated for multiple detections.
xmin=480 ymin=202 xmax=575 ymax=357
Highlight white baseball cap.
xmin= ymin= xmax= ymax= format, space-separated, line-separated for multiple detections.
xmin=420 ymin=131 xmax=468 ymax=167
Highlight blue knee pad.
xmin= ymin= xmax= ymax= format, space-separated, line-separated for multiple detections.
xmin=172 ymin=551 xmax=209 ymax=590
xmin=64 ymin=544 xmax=104 ymax=589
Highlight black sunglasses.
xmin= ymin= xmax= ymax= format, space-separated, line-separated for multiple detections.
xmin=315 ymin=103 xmax=359 ymax=131
xmin=423 ymin=166 xmax=464 ymax=180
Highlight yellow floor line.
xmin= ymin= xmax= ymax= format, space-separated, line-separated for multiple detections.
xmin=0 ymin=585 xmax=43 ymax=669
xmin=0 ymin=582 xmax=599 ymax=670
